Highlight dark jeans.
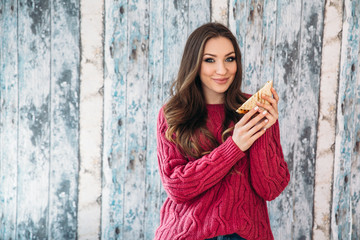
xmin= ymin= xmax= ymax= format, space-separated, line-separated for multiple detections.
xmin=205 ymin=233 xmax=246 ymax=240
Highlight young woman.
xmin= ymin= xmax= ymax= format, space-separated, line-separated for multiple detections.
xmin=154 ymin=22 xmax=290 ymax=240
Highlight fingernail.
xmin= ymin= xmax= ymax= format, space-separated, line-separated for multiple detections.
xmin=265 ymin=119 xmax=269 ymax=123
xmin=263 ymin=128 xmax=266 ymax=131
xmin=254 ymin=106 xmax=259 ymax=111
xmin=263 ymin=110 xmax=267 ymax=115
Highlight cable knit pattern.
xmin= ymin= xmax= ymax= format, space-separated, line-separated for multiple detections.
xmin=154 ymin=104 xmax=290 ymax=240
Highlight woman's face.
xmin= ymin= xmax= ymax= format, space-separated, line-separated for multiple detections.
xmin=199 ymin=36 xmax=237 ymax=104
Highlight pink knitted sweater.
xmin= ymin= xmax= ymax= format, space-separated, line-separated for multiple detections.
xmin=154 ymin=104 xmax=290 ymax=240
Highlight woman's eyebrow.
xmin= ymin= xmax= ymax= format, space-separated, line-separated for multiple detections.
xmin=225 ymin=51 xmax=236 ymax=56
xmin=203 ymin=51 xmax=235 ymax=57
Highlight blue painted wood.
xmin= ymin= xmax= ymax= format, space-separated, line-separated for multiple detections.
xmin=292 ymin=1 xmax=324 ymax=239
xmin=144 ymin=0 xmax=164 ymax=238
xmin=16 ymin=0 xmax=51 ymax=238
xmin=1 ymin=1 xmax=360 ymax=239
xmin=122 ymin=0 xmax=149 ymax=238
xmin=260 ymin=0 xmax=277 ymax=83
xmin=272 ymin=0 xmax=302 ymax=239
xmin=189 ymin=0 xmax=211 ymax=33
xmin=162 ymin=0 xmax=189 ymax=99
xmin=332 ymin=0 xmax=360 ymax=239
xmin=229 ymin=0 xmax=247 ymax=89
xmin=49 ymin=0 xmax=79 ymax=239
xmin=0 ymin=1 xmax=18 ymax=240
xmin=352 ymin=101 xmax=360 ymax=239
xmin=102 ymin=0 xmax=128 ymax=239
xmin=243 ymin=0 xmax=264 ymax=93
xmin=0 ymin=0 xmax=80 ymax=238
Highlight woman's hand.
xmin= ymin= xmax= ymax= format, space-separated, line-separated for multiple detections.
xmin=232 ymin=87 xmax=279 ymax=152
xmin=232 ymin=106 xmax=268 ymax=152
xmin=256 ymin=87 xmax=279 ymax=130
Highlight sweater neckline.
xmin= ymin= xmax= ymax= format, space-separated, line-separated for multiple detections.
xmin=206 ymin=103 xmax=225 ymax=111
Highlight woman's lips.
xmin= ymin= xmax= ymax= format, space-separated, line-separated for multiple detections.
xmin=213 ymin=78 xmax=228 ymax=84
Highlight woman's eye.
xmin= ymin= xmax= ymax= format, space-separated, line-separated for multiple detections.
xmin=204 ymin=58 xmax=215 ymax=63
xmin=226 ymin=57 xmax=236 ymax=62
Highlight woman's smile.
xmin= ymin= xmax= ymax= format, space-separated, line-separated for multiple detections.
xmin=212 ymin=77 xmax=230 ymax=84
xmin=199 ymin=36 xmax=237 ymax=104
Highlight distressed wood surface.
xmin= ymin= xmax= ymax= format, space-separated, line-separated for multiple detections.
xmin=0 ymin=0 xmax=80 ymax=239
xmin=231 ymin=1 xmax=325 ymax=239
xmin=313 ymin=0 xmax=343 ymax=239
xmin=293 ymin=1 xmax=324 ymax=239
xmin=0 ymin=1 xmax=18 ymax=240
xmin=144 ymin=0 xmax=164 ymax=238
xmin=77 ymin=0 xmax=104 ymax=238
xmin=211 ymin=0 xmax=228 ymax=25
xmin=102 ymin=0 xmax=128 ymax=238
xmin=243 ymin=0 xmax=264 ymax=93
xmin=272 ymin=0 xmax=302 ymax=239
xmin=122 ymin=0 xmax=149 ymax=238
xmin=102 ymin=0 xmax=125 ymax=238
xmin=49 ymin=0 xmax=80 ymax=239
xmin=332 ymin=0 xmax=360 ymax=239
xmin=190 ymin=0 xmax=211 ymax=32
xmin=16 ymin=0 xmax=51 ymax=238
xmin=1 ymin=0 xmax=360 ymax=239
xmin=229 ymin=0 xmax=247 ymax=83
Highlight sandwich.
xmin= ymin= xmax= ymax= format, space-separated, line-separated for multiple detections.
xmin=236 ymin=80 xmax=273 ymax=114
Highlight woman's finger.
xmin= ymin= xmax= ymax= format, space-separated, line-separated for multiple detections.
xmin=257 ymin=102 xmax=278 ymax=121
xmin=271 ymin=87 xmax=279 ymax=103
xmin=248 ymin=118 xmax=268 ymax=136
xmin=249 ymin=125 xmax=267 ymax=142
xmin=236 ymin=106 xmax=261 ymax=127
xmin=244 ymin=108 xmax=267 ymax=130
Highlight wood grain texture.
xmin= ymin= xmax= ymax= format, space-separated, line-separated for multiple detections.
xmin=0 ymin=1 xmax=18 ymax=239
xmin=162 ymin=0 xmax=189 ymax=99
xmin=313 ymin=0 xmax=343 ymax=238
xmin=2 ymin=1 xmax=360 ymax=239
xmin=260 ymin=0 xmax=277 ymax=84
xmin=332 ymin=0 xmax=360 ymax=239
xmin=243 ymin=0 xmax=264 ymax=93
xmin=144 ymin=0 xmax=164 ymax=238
xmin=16 ymin=0 xmax=51 ymax=238
xmin=49 ymin=0 xmax=80 ymax=239
xmin=292 ymin=1 xmax=324 ymax=239
xmin=78 ymin=0 xmax=104 ymax=238
xmin=229 ymin=0 xmax=247 ymax=87
xmin=273 ymin=1 xmax=302 ymax=239
xmin=102 ymin=0 xmax=128 ymax=238
xmin=211 ymin=0 xmax=228 ymax=25
xmin=122 ymin=0 xmax=149 ymax=238
xmin=189 ymin=0 xmax=211 ymax=32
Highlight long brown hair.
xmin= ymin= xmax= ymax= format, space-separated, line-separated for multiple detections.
xmin=164 ymin=22 xmax=247 ymax=159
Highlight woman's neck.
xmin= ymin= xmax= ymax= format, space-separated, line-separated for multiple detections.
xmin=204 ymin=94 xmax=224 ymax=104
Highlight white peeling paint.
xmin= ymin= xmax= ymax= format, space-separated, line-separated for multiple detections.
xmin=211 ymin=0 xmax=228 ymax=26
xmin=313 ymin=1 xmax=342 ymax=239
xmin=78 ymin=0 xmax=104 ymax=239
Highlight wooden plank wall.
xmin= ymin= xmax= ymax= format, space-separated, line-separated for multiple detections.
xmin=0 ymin=0 xmax=80 ymax=239
xmin=0 ymin=0 xmax=360 ymax=239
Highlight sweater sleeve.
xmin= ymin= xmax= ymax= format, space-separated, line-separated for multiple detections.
xmin=157 ymin=108 xmax=245 ymax=203
xmin=249 ymin=120 xmax=290 ymax=201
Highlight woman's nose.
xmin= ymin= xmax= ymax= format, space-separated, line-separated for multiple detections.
xmin=216 ymin=62 xmax=227 ymax=75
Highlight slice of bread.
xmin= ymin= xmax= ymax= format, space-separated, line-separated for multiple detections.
xmin=236 ymin=80 xmax=273 ymax=114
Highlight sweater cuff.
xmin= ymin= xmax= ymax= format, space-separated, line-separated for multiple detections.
xmin=218 ymin=137 xmax=245 ymax=163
